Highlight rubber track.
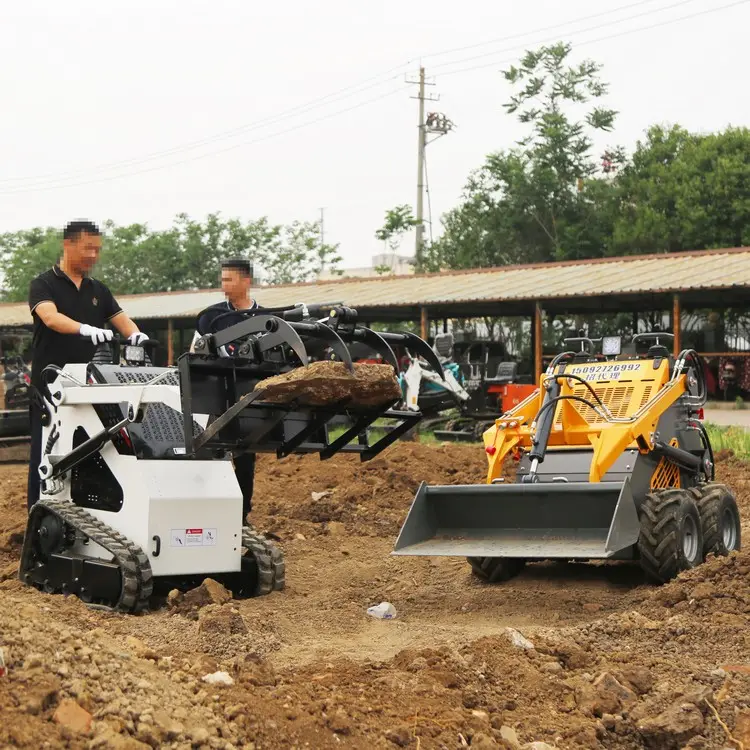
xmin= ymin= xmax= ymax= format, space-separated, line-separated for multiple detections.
xmin=242 ymin=527 xmax=285 ymax=595
xmin=20 ymin=498 xmax=153 ymax=613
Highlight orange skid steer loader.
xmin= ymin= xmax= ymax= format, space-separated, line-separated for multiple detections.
xmin=393 ymin=331 xmax=741 ymax=583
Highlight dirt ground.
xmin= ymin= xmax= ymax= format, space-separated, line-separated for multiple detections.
xmin=3 ymin=443 xmax=750 ymax=749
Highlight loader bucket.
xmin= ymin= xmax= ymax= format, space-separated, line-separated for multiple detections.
xmin=392 ymin=479 xmax=640 ymax=559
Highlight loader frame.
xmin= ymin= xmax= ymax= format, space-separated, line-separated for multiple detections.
xmin=484 ymin=348 xmax=708 ymax=485
xmin=392 ymin=337 xmax=734 ymax=583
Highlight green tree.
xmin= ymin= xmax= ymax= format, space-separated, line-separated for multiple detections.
xmin=259 ymin=220 xmax=342 ymax=285
xmin=374 ymin=205 xmax=418 ymax=275
xmin=610 ymin=125 xmax=750 ymax=254
xmin=423 ymin=42 xmax=622 ymax=271
xmin=0 ymin=214 xmax=343 ymax=301
xmin=0 ymin=227 xmax=62 ymax=302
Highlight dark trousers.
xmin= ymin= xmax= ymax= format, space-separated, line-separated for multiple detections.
xmin=27 ymin=398 xmax=43 ymax=511
xmin=233 ymin=451 xmax=255 ymax=523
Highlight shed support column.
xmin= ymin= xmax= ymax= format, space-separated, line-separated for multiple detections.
xmin=420 ymin=307 xmax=429 ymax=341
xmin=167 ymin=318 xmax=174 ymax=366
xmin=534 ymin=302 xmax=543 ymax=384
xmin=672 ymin=294 xmax=681 ymax=356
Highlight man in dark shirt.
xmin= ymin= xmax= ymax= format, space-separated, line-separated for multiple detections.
xmin=27 ymin=220 xmax=147 ymax=510
xmin=191 ymin=258 xmax=258 ymax=522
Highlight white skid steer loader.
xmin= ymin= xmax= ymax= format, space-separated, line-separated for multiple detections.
xmin=19 ymin=304 xmax=443 ymax=612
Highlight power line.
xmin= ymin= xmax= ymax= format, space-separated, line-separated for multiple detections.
xmin=0 ymin=87 xmax=407 ymax=195
xmin=0 ymin=71 xmax=410 ymax=187
xmin=418 ymin=0 xmax=678 ymax=61
xmin=0 ymin=0 xmax=713 ymax=188
xmin=0 ymin=0 xmax=744 ymax=191
xmin=438 ymin=0 xmax=749 ymax=77
xmin=423 ymin=146 xmax=434 ymax=245
xmin=429 ymin=0 xmax=699 ymax=72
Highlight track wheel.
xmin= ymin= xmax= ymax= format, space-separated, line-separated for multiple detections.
xmin=467 ymin=557 xmax=526 ymax=583
xmin=638 ymin=489 xmax=704 ymax=583
xmin=690 ymin=483 xmax=741 ymax=557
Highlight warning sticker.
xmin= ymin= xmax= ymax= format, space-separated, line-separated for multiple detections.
xmin=185 ymin=528 xmax=203 ymax=546
xmin=170 ymin=528 xmax=217 ymax=547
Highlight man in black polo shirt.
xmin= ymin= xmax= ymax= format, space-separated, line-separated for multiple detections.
xmin=191 ymin=258 xmax=258 ymax=522
xmin=27 ymin=219 xmax=148 ymax=510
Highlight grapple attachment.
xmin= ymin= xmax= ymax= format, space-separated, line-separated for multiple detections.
xmin=392 ymin=479 xmax=640 ymax=559
xmin=183 ymin=304 xmax=443 ymax=462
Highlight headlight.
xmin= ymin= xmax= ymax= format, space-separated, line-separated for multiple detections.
xmin=601 ymin=336 xmax=622 ymax=356
xmin=124 ymin=345 xmax=146 ymax=364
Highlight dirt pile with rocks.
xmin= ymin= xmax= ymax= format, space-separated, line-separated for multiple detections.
xmin=2 ymin=444 xmax=750 ymax=748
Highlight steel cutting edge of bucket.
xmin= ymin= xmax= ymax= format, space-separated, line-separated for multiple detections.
xmin=392 ymin=479 xmax=640 ymax=559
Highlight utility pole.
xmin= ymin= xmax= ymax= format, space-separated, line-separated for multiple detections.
xmin=407 ymin=67 xmax=436 ymax=264
xmin=415 ymin=68 xmax=427 ymax=262
xmin=407 ymin=67 xmax=453 ymax=265
xmin=319 ymin=207 xmax=325 ymax=246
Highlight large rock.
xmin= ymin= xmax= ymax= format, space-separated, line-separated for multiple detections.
xmin=499 ymin=726 xmax=521 ymax=748
xmin=53 ymin=699 xmax=92 ymax=734
xmin=255 ymin=361 xmax=400 ymax=407
xmin=168 ymin=578 xmax=233 ymax=618
xmin=637 ymin=702 xmax=704 ymax=749
xmin=576 ymin=672 xmax=637 ymax=717
xmin=184 ymin=578 xmax=232 ymax=608
xmin=349 ymin=363 xmax=402 ymax=406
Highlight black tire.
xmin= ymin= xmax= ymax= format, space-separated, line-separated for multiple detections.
xmin=638 ymin=489 xmax=704 ymax=583
xmin=467 ymin=557 xmax=526 ymax=583
xmin=690 ymin=483 xmax=741 ymax=557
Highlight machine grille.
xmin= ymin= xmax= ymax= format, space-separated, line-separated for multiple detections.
xmin=555 ymin=385 xmax=637 ymax=425
xmin=650 ymin=438 xmax=682 ymax=489
xmin=90 ymin=366 xmax=202 ymax=453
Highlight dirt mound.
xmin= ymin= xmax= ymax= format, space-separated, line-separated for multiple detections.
xmin=256 ymin=440 xmax=488 ymax=539
xmin=4 ymin=443 xmax=750 ymax=748
xmin=646 ymin=550 xmax=750 ymax=616
xmin=0 ymin=466 xmax=29 ymax=582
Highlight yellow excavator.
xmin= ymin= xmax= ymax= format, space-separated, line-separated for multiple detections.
xmin=393 ymin=330 xmax=741 ymax=583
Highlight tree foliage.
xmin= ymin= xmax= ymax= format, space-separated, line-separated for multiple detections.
xmin=0 ymin=213 xmax=342 ymax=302
xmin=375 ymin=205 xmax=418 ymax=253
xmin=610 ymin=125 xmax=750 ymax=255
xmin=423 ymin=42 xmax=621 ymax=271
xmin=423 ymin=42 xmax=750 ymax=273
xmin=373 ymin=205 xmax=418 ymax=275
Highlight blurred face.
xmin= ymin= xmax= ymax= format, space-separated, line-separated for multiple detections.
xmin=63 ymin=231 xmax=102 ymax=275
xmin=221 ymin=268 xmax=251 ymax=302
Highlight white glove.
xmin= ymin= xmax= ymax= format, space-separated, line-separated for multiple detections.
xmin=79 ymin=324 xmax=113 ymax=345
xmin=128 ymin=332 xmax=149 ymax=346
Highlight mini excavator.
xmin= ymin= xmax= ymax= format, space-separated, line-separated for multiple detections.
xmin=394 ymin=331 xmax=741 ymax=583
xmin=19 ymin=304 xmax=443 ymax=611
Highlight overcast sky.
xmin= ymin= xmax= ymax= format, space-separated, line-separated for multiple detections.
xmin=1 ymin=0 xmax=748 ymax=270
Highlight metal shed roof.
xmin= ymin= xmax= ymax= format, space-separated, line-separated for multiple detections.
xmin=1 ymin=247 xmax=748 ymax=327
